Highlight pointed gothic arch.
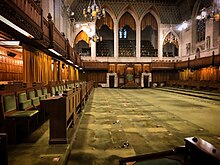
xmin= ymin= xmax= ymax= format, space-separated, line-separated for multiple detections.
xmin=162 ymin=31 xmax=180 ymax=57
xmin=74 ymin=30 xmax=90 ymax=56
xmin=118 ymin=11 xmax=136 ymax=57
xmin=140 ymin=12 xmax=158 ymax=57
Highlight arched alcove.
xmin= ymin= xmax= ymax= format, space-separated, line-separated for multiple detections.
xmin=74 ymin=31 xmax=90 ymax=56
xmin=141 ymin=13 xmax=158 ymax=57
xmin=118 ymin=12 xmax=136 ymax=57
xmin=163 ymin=32 xmax=179 ymax=57
xmin=96 ymin=12 xmax=114 ymax=57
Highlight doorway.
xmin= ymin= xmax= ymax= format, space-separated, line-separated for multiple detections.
xmin=144 ymin=76 xmax=149 ymax=88
xmin=109 ymin=75 xmax=115 ymax=88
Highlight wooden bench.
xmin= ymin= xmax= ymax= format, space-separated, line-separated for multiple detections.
xmin=0 ymin=92 xmax=39 ymax=143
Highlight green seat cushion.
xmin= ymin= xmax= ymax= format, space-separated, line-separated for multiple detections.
xmin=28 ymin=91 xmax=36 ymax=99
xmin=31 ymin=97 xmax=40 ymax=106
xmin=6 ymin=110 xmax=39 ymax=118
xmin=36 ymin=89 xmax=43 ymax=96
xmin=18 ymin=93 xmax=28 ymax=102
xmin=51 ymin=87 xmax=55 ymax=96
xmin=3 ymin=94 xmax=16 ymax=112
xmin=20 ymin=100 xmax=32 ymax=110
xmin=39 ymin=95 xmax=46 ymax=100
xmin=46 ymin=93 xmax=51 ymax=98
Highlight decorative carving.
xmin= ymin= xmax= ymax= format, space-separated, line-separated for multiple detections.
xmin=206 ymin=36 xmax=210 ymax=50
xmin=186 ymin=43 xmax=190 ymax=55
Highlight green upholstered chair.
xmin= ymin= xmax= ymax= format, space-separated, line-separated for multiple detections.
xmin=3 ymin=92 xmax=39 ymax=143
xmin=17 ymin=92 xmax=33 ymax=110
xmin=3 ymin=93 xmax=38 ymax=117
xmin=58 ymin=85 xmax=63 ymax=93
xmin=63 ymin=85 xmax=67 ymax=91
xmin=28 ymin=90 xmax=40 ymax=107
xmin=42 ymin=88 xmax=51 ymax=98
xmin=55 ymin=86 xmax=60 ymax=95
xmin=51 ymin=86 xmax=56 ymax=96
xmin=36 ymin=89 xmax=46 ymax=100
xmin=67 ymin=84 xmax=71 ymax=89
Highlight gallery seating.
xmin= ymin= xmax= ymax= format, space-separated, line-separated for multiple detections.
xmin=141 ymin=40 xmax=158 ymax=57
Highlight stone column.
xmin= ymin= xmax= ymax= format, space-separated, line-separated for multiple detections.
xmin=136 ymin=20 xmax=141 ymax=59
xmin=91 ymin=41 xmax=96 ymax=60
xmin=114 ymin=20 xmax=119 ymax=58
xmin=158 ymin=24 xmax=163 ymax=60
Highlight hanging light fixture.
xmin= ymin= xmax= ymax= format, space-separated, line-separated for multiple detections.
xmin=83 ymin=0 xmax=105 ymax=20
xmin=197 ymin=0 xmax=220 ymax=21
xmin=164 ymin=32 xmax=177 ymax=45
xmin=90 ymin=29 xmax=102 ymax=42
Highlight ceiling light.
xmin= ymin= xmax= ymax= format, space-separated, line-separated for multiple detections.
xmin=0 ymin=15 xmax=34 ymax=38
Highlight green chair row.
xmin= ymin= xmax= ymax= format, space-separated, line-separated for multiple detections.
xmin=0 ymin=91 xmax=39 ymax=143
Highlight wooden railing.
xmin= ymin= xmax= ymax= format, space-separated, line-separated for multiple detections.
xmin=190 ymin=56 xmax=213 ymax=69
xmin=11 ymin=0 xmax=42 ymax=27
xmin=42 ymin=18 xmax=49 ymax=39
xmin=175 ymin=61 xmax=189 ymax=69
xmin=176 ymin=54 xmax=220 ymax=70
xmin=53 ymin=27 xmax=66 ymax=52
xmin=0 ymin=0 xmax=82 ymax=68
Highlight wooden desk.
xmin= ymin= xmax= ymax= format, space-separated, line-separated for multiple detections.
xmin=40 ymin=90 xmax=74 ymax=144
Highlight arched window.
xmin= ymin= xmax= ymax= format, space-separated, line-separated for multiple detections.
xmin=141 ymin=13 xmax=158 ymax=57
xmin=119 ymin=28 xmax=127 ymax=39
xmin=197 ymin=19 xmax=206 ymax=42
xmin=163 ymin=32 xmax=179 ymax=57
xmin=96 ymin=12 xmax=114 ymax=57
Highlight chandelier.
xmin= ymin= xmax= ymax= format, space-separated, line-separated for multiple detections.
xmin=90 ymin=33 xmax=102 ymax=42
xmin=83 ymin=0 xmax=106 ymax=20
xmin=164 ymin=32 xmax=177 ymax=45
xmin=197 ymin=0 xmax=220 ymax=21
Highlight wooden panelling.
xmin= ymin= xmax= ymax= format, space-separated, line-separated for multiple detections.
xmin=190 ymin=56 xmax=213 ymax=69
xmin=167 ymin=80 xmax=220 ymax=91
xmin=179 ymin=66 xmax=220 ymax=81
xmin=84 ymin=62 xmax=108 ymax=70
xmin=134 ymin=64 xmax=142 ymax=74
xmin=116 ymin=64 xmax=126 ymax=75
xmin=150 ymin=62 xmax=175 ymax=70
xmin=143 ymin=64 xmax=150 ymax=72
xmin=175 ymin=61 xmax=188 ymax=69
xmin=152 ymin=70 xmax=178 ymax=83
xmin=108 ymin=64 xmax=116 ymax=73
xmin=80 ymin=71 xmax=107 ymax=83
xmin=0 ymin=54 xmax=22 ymax=82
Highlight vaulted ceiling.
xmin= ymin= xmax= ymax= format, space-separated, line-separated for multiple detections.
xmin=69 ymin=0 xmax=212 ymax=24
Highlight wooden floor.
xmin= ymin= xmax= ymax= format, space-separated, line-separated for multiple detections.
xmin=67 ymin=88 xmax=220 ymax=165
